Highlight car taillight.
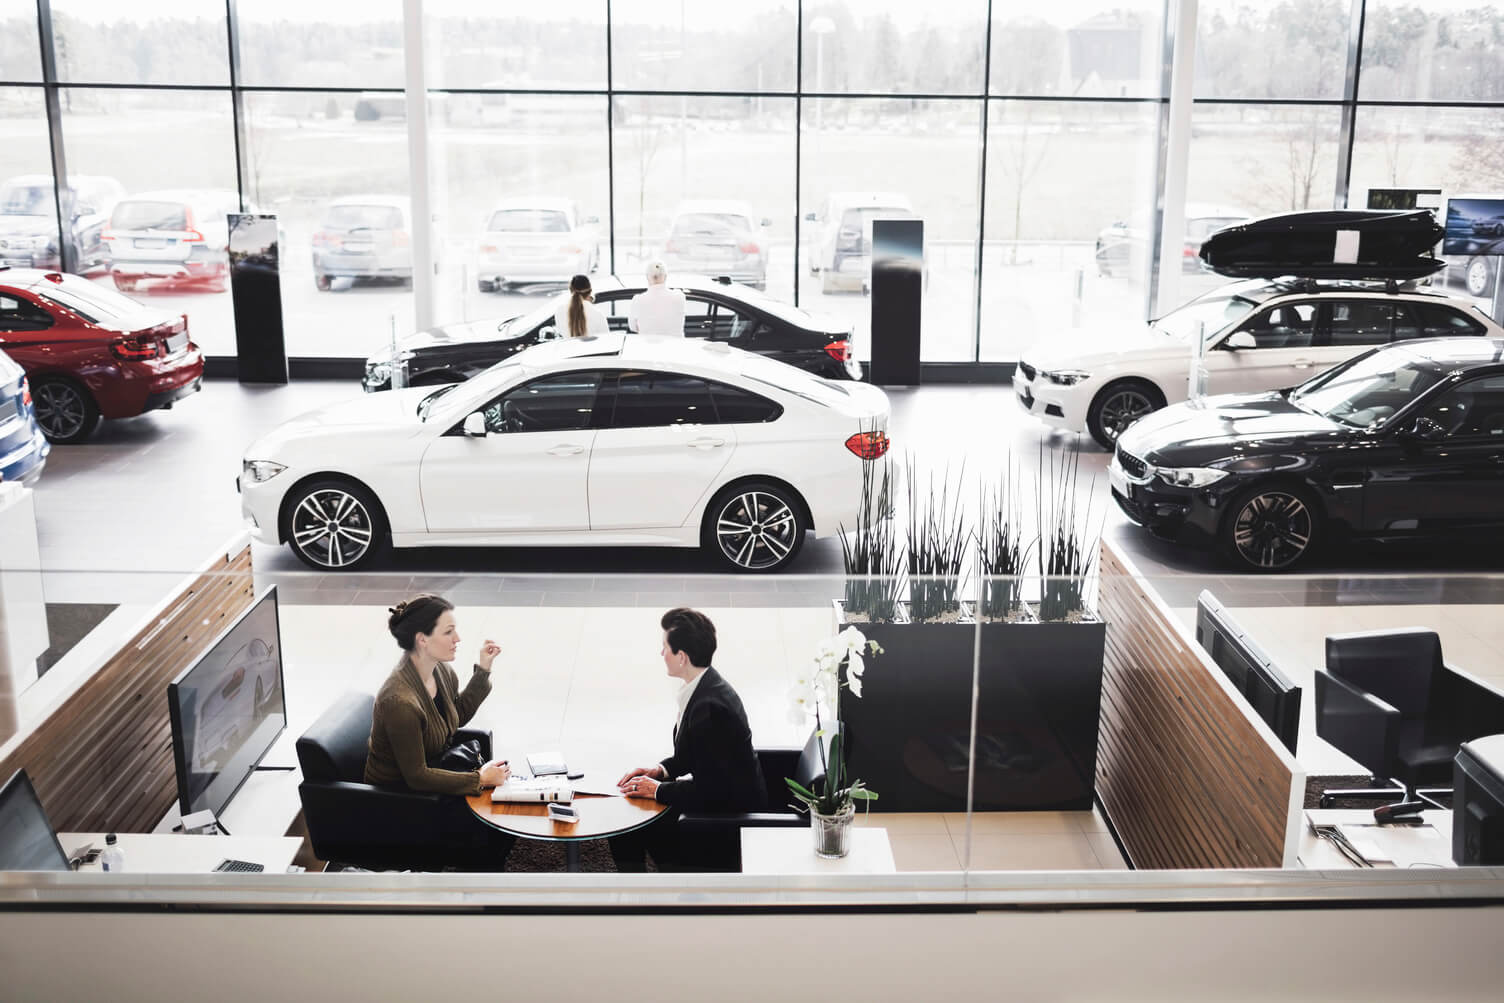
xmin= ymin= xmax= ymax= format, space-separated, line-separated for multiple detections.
xmin=182 ymin=228 xmax=205 ymax=243
xmin=20 ymin=377 xmax=30 ymax=408
xmin=109 ymin=336 xmax=160 ymax=361
xmin=101 ymin=231 xmax=116 ymax=241
xmin=1183 ymin=243 xmax=1196 ymax=257
xmin=824 ymin=339 xmax=850 ymax=362
xmin=393 ymin=230 xmax=410 ymax=247
xmin=738 ymin=241 xmax=760 ymax=254
xmin=844 ymin=430 xmax=889 ymax=460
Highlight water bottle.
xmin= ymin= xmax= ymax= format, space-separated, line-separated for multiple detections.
xmin=100 ymin=832 xmax=125 ymax=873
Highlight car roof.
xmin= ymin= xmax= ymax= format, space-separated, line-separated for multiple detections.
xmin=1197 ymin=277 xmax=1498 ymax=313
xmin=0 ymin=267 xmax=86 ymax=291
xmin=488 ymin=197 xmax=577 ymax=213
xmin=672 ymin=200 xmax=756 ymax=217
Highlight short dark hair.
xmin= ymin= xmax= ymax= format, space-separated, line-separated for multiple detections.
xmin=661 ymin=607 xmax=716 ymax=668
xmin=388 ymin=594 xmax=454 ymax=651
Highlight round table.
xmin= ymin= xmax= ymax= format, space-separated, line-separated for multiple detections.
xmin=466 ymin=788 xmax=667 ymax=871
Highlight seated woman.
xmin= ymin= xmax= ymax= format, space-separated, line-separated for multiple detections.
xmin=365 ymin=594 xmax=514 ymax=866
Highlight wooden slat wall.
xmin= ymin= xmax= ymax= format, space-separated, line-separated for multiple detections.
xmin=0 ymin=546 xmax=254 ymax=834
xmin=1095 ymin=540 xmax=1299 ymax=869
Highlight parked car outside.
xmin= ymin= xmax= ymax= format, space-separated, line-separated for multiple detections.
xmin=312 ymin=195 xmax=414 ymax=290
xmin=0 ymin=268 xmax=203 ymax=443
xmin=0 ymin=345 xmax=48 ymax=484
xmin=1111 ymin=337 xmax=1504 ymax=570
xmin=1095 ymin=203 xmax=1252 ymax=277
xmin=362 ymin=275 xmax=862 ymax=391
xmin=244 ymin=334 xmax=892 ymax=573
xmin=807 ymin=191 xmax=916 ymax=294
xmin=102 ymin=189 xmax=242 ymax=293
xmin=661 ymin=200 xmax=769 ymax=289
xmin=0 ymin=175 xmax=124 ymax=274
xmin=475 ymin=197 xmax=598 ymax=292
xmin=1014 ymin=278 xmax=1503 ymax=449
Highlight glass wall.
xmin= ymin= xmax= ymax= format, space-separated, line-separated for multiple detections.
xmin=0 ymin=87 xmax=60 ymax=273
xmin=0 ymin=0 xmax=41 ymax=82
xmin=615 ymin=0 xmax=794 ymax=92
xmin=235 ymin=0 xmax=404 ymax=89
xmin=800 ymin=0 xmax=986 ymax=95
xmin=49 ymin=0 xmax=228 ymax=86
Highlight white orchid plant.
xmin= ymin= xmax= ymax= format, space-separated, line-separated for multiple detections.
xmin=784 ymin=626 xmax=884 ymax=816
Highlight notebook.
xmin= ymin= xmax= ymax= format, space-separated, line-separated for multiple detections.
xmin=527 ymin=751 xmax=568 ymax=776
xmin=491 ymin=777 xmax=573 ymax=804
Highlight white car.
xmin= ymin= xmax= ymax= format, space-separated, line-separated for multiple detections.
xmin=102 ymin=188 xmax=243 ymax=292
xmin=475 ymin=197 xmax=599 ymax=291
xmin=312 ymin=194 xmax=414 ymax=290
xmin=806 ymin=191 xmax=917 ymax=294
xmin=662 ymin=200 xmax=769 ymax=289
xmin=1015 ymin=278 xmax=1504 ymax=449
xmin=240 ymin=334 xmax=891 ymax=572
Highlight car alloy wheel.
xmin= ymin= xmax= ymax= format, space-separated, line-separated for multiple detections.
xmin=1088 ymin=381 xmax=1161 ymax=449
xmin=1227 ymin=488 xmax=1315 ymax=571
xmin=288 ymin=483 xmax=384 ymax=570
xmin=33 ymin=378 xmax=100 ymax=444
xmin=707 ymin=483 xmax=805 ymax=572
xmin=1466 ymin=257 xmax=1492 ymax=297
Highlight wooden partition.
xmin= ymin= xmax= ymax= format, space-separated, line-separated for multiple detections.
xmin=1095 ymin=540 xmax=1302 ymax=869
xmin=0 ymin=545 xmax=255 ymax=834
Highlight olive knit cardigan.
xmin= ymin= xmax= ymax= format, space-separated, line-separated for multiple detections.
xmin=364 ymin=656 xmax=492 ymax=796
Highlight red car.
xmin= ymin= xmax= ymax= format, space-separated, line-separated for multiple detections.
xmin=0 ymin=268 xmax=203 ymax=443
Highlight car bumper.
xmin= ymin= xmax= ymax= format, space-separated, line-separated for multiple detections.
xmin=1108 ymin=455 xmax=1224 ymax=547
xmin=314 ymin=250 xmax=412 ymax=278
xmin=0 ymin=423 xmax=49 ymax=486
xmin=110 ymin=259 xmax=225 ymax=280
xmin=477 ymin=255 xmax=587 ymax=283
xmin=1012 ymin=367 xmax=1089 ymax=433
xmin=99 ymin=349 xmax=204 ymax=419
xmin=240 ymin=476 xmax=287 ymax=544
xmin=142 ymin=375 xmax=202 ymax=412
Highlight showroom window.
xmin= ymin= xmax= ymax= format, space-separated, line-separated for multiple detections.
xmin=1358 ymin=0 xmax=1504 ymax=102
xmin=1195 ymin=0 xmax=1349 ymax=100
xmin=485 ymin=371 xmax=604 ymax=434
xmin=234 ymin=0 xmax=404 ymax=89
xmin=609 ymin=370 xmax=715 ymax=428
xmin=0 ymin=87 xmax=62 ymax=272
xmin=48 ymin=0 xmax=228 ymax=86
xmin=1 ymin=0 xmax=42 ymax=82
xmin=800 ymin=0 xmax=986 ymax=96
xmin=423 ymin=1 xmax=608 ymax=91
xmin=992 ymin=5 xmax=1160 ymax=99
xmin=614 ymin=0 xmax=795 ymax=93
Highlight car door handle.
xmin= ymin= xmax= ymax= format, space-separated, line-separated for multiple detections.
xmin=687 ymin=436 xmax=725 ymax=449
xmin=1292 ymin=358 xmax=1315 ymax=369
xmin=546 ymin=444 xmax=584 ymax=456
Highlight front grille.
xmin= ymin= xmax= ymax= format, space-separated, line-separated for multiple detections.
xmin=1018 ymin=362 xmax=1036 ymax=381
xmin=1116 ymin=446 xmax=1148 ymax=480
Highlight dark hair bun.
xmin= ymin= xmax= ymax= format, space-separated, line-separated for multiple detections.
xmin=388 ymin=594 xmax=455 ymax=652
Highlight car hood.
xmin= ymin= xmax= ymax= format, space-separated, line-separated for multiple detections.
xmin=1119 ymin=391 xmax=1345 ymax=463
xmin=245 ymin=386 xmax=436 ymax=457
xmin=0 ymin=214 xmax=50 ymax=238
xmin=396 ymin=318 xmax=515 ymax=354
xmin=1020 ymin=322 xmax=1182 ymax=370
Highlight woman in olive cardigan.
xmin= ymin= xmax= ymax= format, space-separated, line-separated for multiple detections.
xmin=365 ymin=594 xmax=511 ymax=796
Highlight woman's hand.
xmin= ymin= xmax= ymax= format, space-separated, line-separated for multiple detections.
xmin=622 ymin=775 xmax=659 ymax=799
xmin=616 ymin=764 xmax=665 ymax=787
xmin=478 ymin=759 xmax=511 ymax=788
xmin=476 ymin=640 xmax=501 ymax=672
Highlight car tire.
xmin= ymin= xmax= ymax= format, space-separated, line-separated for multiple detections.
xmin=1219 ymin=483 xmax=1320 ymax=572
xmin=1086 ymin=379 xmax=1163 ymax=450
xmin=315 ymin=273 xmax=332 ymax=291
xmin=33 ymin=377 xmax=101 ymax=444
xmin=1466 ymin=257 xmax=1493 ymax=297
xmin=702 ymin=481 xmax=807 ymax=573
xmin=284 ymin=478 xmax=389 ymax=571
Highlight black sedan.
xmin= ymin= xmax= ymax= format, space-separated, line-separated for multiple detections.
xmin=363 ymin=275 xmax=861 ymax=391
xmin=1109 ymin=337 xmax=1504 ymax=571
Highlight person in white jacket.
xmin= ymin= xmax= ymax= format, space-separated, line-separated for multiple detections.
xmin=628 ymin=261 xmax=687 ymax=337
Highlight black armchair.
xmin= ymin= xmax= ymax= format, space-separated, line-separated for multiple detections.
xmin=295 ymin=691 xmax=499 ymax=871
xmin=675 ymin=728 xmax=831 ymax=872
xmin=1316 ymin=629 xmax=1504 ymax=811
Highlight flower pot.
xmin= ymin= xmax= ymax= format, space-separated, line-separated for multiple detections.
xmin=811 ymin=803 xmax=856 ymax=858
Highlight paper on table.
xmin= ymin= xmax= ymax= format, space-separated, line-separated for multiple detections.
xmin=569 ymin=771 xmax=628 ymax=798
xmin=1339 ymin=823 xmax=1447 ymax=868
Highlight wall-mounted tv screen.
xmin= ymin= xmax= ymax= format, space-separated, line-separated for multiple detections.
xmin=1442 ymin=195 xmax=1504 ymax=257
xmin=167 ymin=586 xmax=285 ymax=819
xmin=1194 ymin=590 xmax=1301 ymax=755
xmin=0 ymin=768 xmax=70 ymax=871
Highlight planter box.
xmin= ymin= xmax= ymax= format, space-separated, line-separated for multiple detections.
xmin=834 ymin=601 xmax=1104 ymax=812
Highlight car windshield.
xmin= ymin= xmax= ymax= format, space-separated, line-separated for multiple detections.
xmin=1153 ymin=294 xmax=1258 ymax=343
xmin=0 ymin=184 xmax=51 ymax=216
xmin=1289 ymin=348 xmax=1449 ymax=428
xmin=488 ymin=209 xmax=570 ymax=232
xmin=672 ymin=213 xmax=752 ymax=237
xmin=34 ymin=277 xmax=156 ymax=326
xmin=498 ymin=300 xmax=559 ymax=339
xmin=417 ymin=385 xmax=456 ymax=421
xmin=323 ymin=205 xmax=403 ymax=229
xmin=112 ymin=200 xmax=187 ymax=231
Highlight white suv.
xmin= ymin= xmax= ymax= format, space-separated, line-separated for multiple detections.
xmin=103 ymin=189 xmax=242 ymax=292
xmin=1015 ymin=279 xmax=1504 ymax=448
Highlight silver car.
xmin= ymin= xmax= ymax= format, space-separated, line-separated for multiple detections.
xmin=312 ymin=195 xmax=414 ymax=290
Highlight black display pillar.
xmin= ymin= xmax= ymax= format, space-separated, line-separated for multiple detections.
xmin=228 ymin=213 xmax=288 ymax=384
xmin=868 ymin=217 xmax=923 ymax=386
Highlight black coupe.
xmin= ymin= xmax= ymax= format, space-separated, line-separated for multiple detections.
xmin=1110 ymin=337 xmax=1504 ymax=570
xmin=363 ymin=275 xmax=861 ymax=391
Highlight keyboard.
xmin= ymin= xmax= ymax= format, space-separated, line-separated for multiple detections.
xmin=214 ymin=858 xmax=265 ymax=873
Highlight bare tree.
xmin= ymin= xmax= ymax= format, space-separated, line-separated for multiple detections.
xmin=995 ymin=104 xmax=1054 ymax=264
xmin=1244 ymin=120 xmax=1332 ymax=212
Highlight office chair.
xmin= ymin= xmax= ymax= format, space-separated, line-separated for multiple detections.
xmin=1315 ymin=629 xmax=1504 ymax=813
xmin=295 ymin=691 xmax=502 ymax=871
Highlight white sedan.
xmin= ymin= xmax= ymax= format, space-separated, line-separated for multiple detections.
xmin=240 ymin=334 xmax=891 ymax=572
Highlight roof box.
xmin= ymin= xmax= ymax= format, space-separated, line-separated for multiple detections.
xmin=1198 ymin=209 xmax=1445 ymax=280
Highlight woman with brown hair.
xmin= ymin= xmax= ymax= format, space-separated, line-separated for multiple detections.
xmin=553 ymin=273 xmax=609 ymax=338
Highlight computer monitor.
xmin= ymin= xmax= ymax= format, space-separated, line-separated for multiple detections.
xmin=1454 ymin=734 xmax=1504 ymax=866
xmin=167 ymin=586 xmax=286 ymax=819
xmin=1195 ymin=591 xmax=1301 ymax=755
xmin=0 ymin=768 xmax=70 ymax=871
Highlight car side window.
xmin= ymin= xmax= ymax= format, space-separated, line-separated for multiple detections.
xmin=481 ymin=371 xmax=602 ymax=434
xmin=1320 ymin=301 xmax=1407 ymax=347
xmin=594 ymin=291 xmax=633 ymax=333
xmin=708 ymin=380 xmax=782 ymax=423
xmin=0 ymin=295 xmax=54 ymax=332
xmin=1237 ymin=302 xmax=1315 ymax=349
xmin=609 ymin=370 xmax=714 ymax=428
xmin=1417 ymin=376 xmax=1504 ymax=440
xmin=703 ymin=303 xmax=756 ymax=343
xmin=682 ymin=297 xmax=714 ymax=338
xmin=1411 ymin=302 xmax=1487 ymax=338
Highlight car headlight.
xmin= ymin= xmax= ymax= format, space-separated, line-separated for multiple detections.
xmin=242 ymin=459 xmax=287 ymax=484
xmin=1041 ymin=369 xmax=1091 ymax=386
xmin=1156 ymin=466 xmax=1228 ymax=488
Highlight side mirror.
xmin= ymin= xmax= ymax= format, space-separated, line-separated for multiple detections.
xmin=804 ymin=212 xmax=817 ymax=222
xmin=463 ymin=412 xmax=487 ymax=437
xmin=1224 ymin=332 xmax=1256 ymax=350
xmin=1401 ymin=416 xmax=1446 ymax=443
xmin=540 ymin=324 xmax=560 ymax=341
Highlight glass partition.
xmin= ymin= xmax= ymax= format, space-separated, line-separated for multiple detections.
xmin=798 ymin=0 xmax=987 ymax=96
xmin=234 ymin=0 xmax=405 ymax=89
xmin=0 ymin=87 xmax=63 ymax=272
xmin=1195 ymin=0 xmax=1350 ymax=100
xmin=614 ymin=0 xmax=795 ymax=93
xmin=0 ymin=0 xmax=42 ymax=82
xmin=1358 ymin=0 xmax=1504 ymax=102
xmin=424 ymin=1 xmax=608 ymax=91
xmin=991 ymin=3 xmax=1160 ymax=99
xmin=48 ymin=0 xmax=229 ymax=86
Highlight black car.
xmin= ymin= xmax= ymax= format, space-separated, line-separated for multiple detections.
xmin=1110 ymin=336 xmax=1504 ymax=571
xmin=363 ymin=276 xmax=861 ymax=391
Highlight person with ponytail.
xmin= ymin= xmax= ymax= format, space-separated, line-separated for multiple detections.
xmin=553 ymin=273 xmax=609 ymax=338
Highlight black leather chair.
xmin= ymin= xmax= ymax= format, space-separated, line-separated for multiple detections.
xmin=1316 ymin=629 xmax=1504 ymax=810
xmin=675 ymin=728 xmax=831 ymax=872
xmin=295 ymin=691 xmax=502 ymax=871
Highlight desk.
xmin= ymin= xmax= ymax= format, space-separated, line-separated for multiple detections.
xmin=466 ymin=775 xmax=666 ymax=872
xmin=1297 ymin=810 xmax=1455 ymax=870
xmin=741 ymin=827 xmax=896 ymax=875
xmin=60 ymin=833 xmax=303 ymax=874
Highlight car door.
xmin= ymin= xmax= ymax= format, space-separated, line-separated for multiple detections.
xmin=1359 ymin=374 xmax=1504 ymax=536
xmin=1205 ymin=300 xmax=1320 ymax=394
xmin=418 ymin=370 xmax=603 ymax=533
xmin=587 ymin=369 xmax=736 ymax=531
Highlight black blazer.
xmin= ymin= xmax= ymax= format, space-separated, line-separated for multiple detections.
xmin=657 ymin=666 xmax=767 ymax=813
